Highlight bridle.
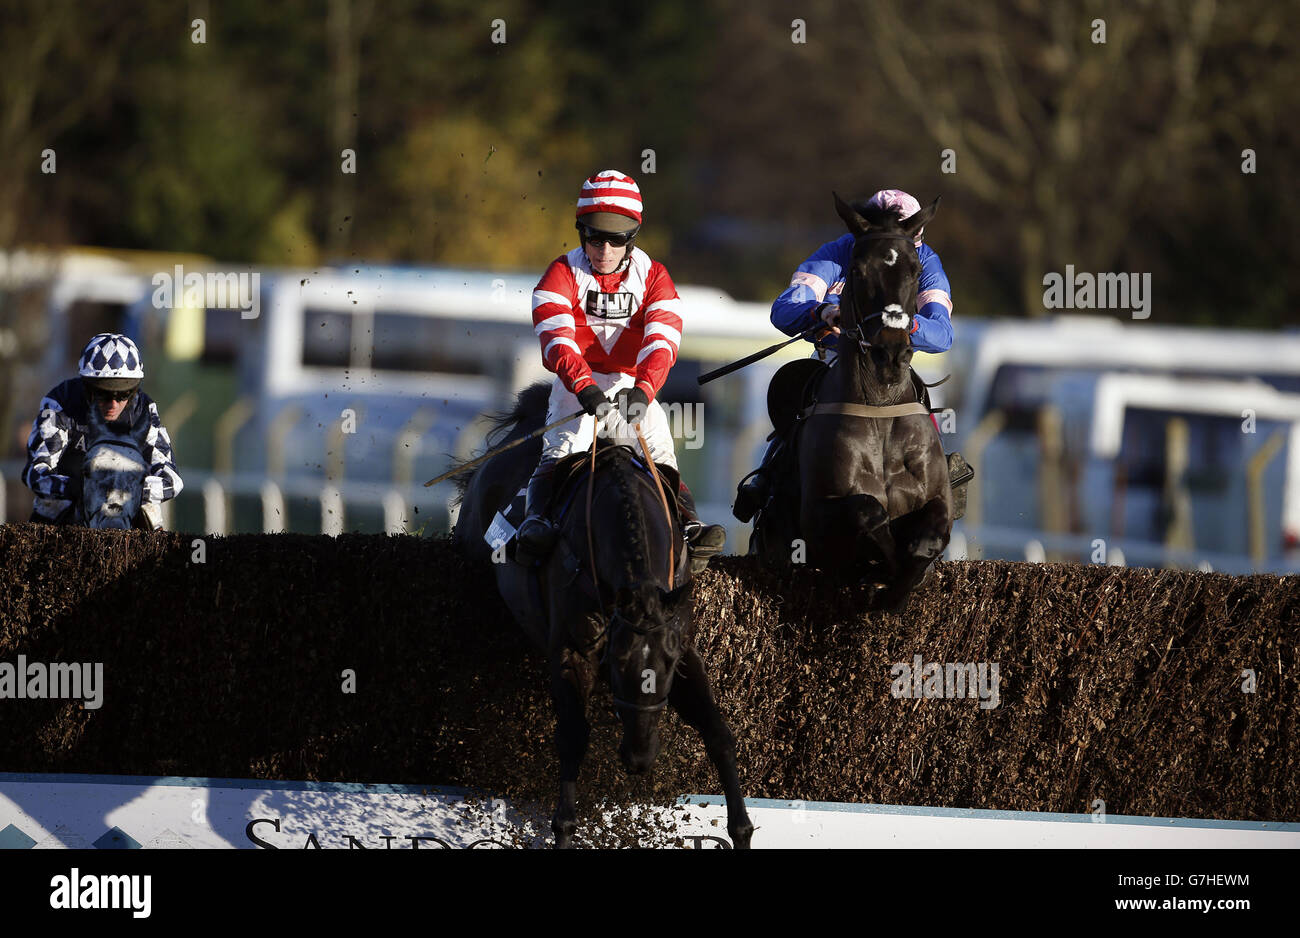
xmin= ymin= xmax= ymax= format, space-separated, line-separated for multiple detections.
xmin=566 ymin=591 xmax=676 ymax=713
xmin=605 ymin=606 xmax=674 ymax=713
xmin=841 ymin=228 xmax=918 ymax=354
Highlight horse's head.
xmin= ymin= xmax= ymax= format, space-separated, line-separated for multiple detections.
xmin=81 ymin=404 xmax=147 ymax=529
xmin=833 ymin=191 xmax=939 ymax=388
xmin=82 ymin=440 xmax=146 ymax=529
xmin=608 ymin=580 xmax=691 ymax=775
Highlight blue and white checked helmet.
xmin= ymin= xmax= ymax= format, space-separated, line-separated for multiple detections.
xmin=78 ymin=333 xmax=144 ymax=388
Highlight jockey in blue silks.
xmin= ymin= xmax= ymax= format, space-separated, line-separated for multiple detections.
xmin=732 ymin=189 xmax=972 ymax=523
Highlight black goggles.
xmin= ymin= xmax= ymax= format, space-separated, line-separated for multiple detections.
xmin=577 ymin=224 xmax=637 ymax=247
xmin=90 ymin=388 xmax=136 ymax=403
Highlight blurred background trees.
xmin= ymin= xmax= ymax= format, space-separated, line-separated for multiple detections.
xmin=2 ymin=0 xmax=1295 ymax=326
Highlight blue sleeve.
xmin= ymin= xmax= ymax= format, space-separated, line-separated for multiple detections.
xmin=911 ymin=248 xmax=953 ymax=354
xmin=771 ymin=236 xmax=851 ymax=340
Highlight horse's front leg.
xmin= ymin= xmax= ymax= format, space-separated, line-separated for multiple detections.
xmin=549 ymin=652 xmax=592 ymax=849
xmin=880 ymin=496 xmax=950 ymax=612
xmin=668 ymin=647 xmax=754 ymax=849
xmin=801 ymin=493 xmax=895 ymax=580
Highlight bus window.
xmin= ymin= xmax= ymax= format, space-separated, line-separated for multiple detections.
xmin=371 ymin=311 xmax=487 ymax=376
xmin=302 ymin=309 xmax=352 ymax=367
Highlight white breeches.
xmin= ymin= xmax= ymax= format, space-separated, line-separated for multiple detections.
xmin=540 ymin=372 xmax=678 ymax=469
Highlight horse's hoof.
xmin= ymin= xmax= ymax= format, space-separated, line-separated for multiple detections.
xmin=552 ymin=815 xmax=577 ymax=849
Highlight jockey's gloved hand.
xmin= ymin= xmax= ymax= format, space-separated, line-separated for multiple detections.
xmin=617 ymin=387 xmax=650 ymax=426
xmin=141 ymin=475 xmax=166 ymax=504
xmin=816 ymin=302 xmax=841 ymax=333
xmin=577 ymin=385 xmax=610 ymax=417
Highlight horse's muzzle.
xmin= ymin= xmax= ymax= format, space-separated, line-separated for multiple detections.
xmin=618 ymin=735 xmax=659 ymax=776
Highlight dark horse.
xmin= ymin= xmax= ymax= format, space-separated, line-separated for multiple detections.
xmin=752 ymin=193 xmax=951 ymax=610
xmin=453 ymin=383 xmax=753 ymax=848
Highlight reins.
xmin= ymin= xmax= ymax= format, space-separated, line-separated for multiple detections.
xmin=578 ymin=417 xmax=679 ymax=714
xmin=634 ymin=424 xmax=676 ymax=591
xmin=582 ymin=422 xmax=677 ymax=607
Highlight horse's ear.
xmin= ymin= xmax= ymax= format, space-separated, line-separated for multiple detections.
xmin=903 ymin=196 xmax=940 ymax=241
xmin=833 ymin=191 xmax=871 ymax=237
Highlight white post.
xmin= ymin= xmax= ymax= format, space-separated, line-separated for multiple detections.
xmin=321 ymin=485 xmax=344 ymax=536
xmin=1024 ymin=539 xmax=1046 ymax=564
xmin=446 ymin=491 xmax=461 ymax=531
xmin=383 ymin=490 xmax=407 ymax=534
xmin=203 ymin=478 xmax=227 ymax=535
xmin=261 ymin=480 xmax=286 ymax=533
xmin=945 ymin=529 xmax=967 ymax=560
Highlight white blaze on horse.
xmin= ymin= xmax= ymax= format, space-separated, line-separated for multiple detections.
xmin=80 ymin=404 xmax=150 ymax=530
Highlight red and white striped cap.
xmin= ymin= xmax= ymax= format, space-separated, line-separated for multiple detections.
xmin=576 ymin=170 xmax=643 ymax=231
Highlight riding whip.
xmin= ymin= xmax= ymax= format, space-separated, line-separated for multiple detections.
xmin=423 ymin=407 xmax=586 ymax=487
xmin=697 ymin=324 xmax=825 ymax=385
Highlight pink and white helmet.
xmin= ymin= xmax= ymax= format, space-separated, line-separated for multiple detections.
xmin=866 ymin=189 xmax=925 ymax=245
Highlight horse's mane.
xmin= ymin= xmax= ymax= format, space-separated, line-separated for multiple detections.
xmin=604 ymin=445 xmax=653 ymax=600
xmin=449 ymin=381 xmax=552 ymax=499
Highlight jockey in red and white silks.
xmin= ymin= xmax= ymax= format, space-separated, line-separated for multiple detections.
xmin=531 ymin=244 xmax=683 ymax=468
xmin=515 ymin=169 xmax=726 ymax=568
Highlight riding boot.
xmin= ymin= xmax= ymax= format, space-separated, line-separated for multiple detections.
xmin=679 ymin=481 xmax=726 ymax=574
xmin=732 ymin=436 xmax=784 ymax=523
xmin=946 ymin=451 xmax=974 ymax=522
xmin=515 ymin=465 xmax=559 ymax=566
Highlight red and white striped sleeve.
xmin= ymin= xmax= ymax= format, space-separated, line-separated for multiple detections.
xmin=634 ymin=262 xmax=683 ymax=401
xmin=532 ymin=258 xmax=595 ymax=394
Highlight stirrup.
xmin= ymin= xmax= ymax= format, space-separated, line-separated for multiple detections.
xmin=946 ymin=452 xmax=973 ymax=522
xmin=947 ymin=452 xmax=974 ymax=488
xmin=684 ymin=522 xmax=726 ymax=574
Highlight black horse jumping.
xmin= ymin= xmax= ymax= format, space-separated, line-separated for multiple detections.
xmin=751 ymin=193 xmax=953 ymax=610
xmin=453 ymin=384 xmax=753 ymax=848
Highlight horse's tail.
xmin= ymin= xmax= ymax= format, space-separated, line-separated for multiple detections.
xmin=448 ymin=381 xmax=552 ymax=501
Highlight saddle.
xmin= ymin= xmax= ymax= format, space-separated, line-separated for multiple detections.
xmin=549 ymin=440 xmax=681 ymax=511
xmin=767 ymin=358 xmax=937 ymax=439
xmin=483 ymin=441 xmax=681 ymax=556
